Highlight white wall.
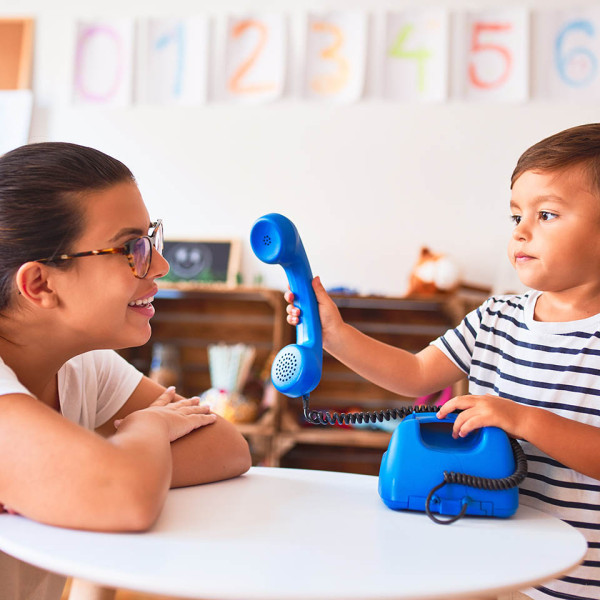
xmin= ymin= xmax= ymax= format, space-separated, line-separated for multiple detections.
xmin=4 ymin=0 xmax=600 ymax=295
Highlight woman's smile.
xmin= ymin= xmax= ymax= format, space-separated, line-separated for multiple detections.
xmin=128 ymin=290 xmax=157 ymax=317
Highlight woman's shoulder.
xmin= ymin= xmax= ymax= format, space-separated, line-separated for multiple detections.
xmin=65 ymin=349 xmax=134 ymax=372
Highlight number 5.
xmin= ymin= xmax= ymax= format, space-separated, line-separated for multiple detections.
xmin=468 ymin=21 xmax=513 ymax=89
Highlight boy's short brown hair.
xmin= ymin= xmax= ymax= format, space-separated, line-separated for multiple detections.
xmin=511 ymin=123 xmax=600 ymax=196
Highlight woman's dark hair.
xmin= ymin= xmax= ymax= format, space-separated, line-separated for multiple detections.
xmin=511 ymin=123 xmax=600 ymax=194
xmin=0 ymin=141 xmax=135 ymax=310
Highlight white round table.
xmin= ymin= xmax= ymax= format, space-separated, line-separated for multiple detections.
xmin=0 ymin=467 xmax=587 ymax=600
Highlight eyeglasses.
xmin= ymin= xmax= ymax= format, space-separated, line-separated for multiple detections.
xmin=37 ymin=220 xmax=164 ymax=279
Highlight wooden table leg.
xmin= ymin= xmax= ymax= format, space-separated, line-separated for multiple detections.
xmin=68 ymin=579 xmax=116 ymax=600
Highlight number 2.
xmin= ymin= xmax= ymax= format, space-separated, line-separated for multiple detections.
xmin=228 ymin=20 xmax=275 ymax=95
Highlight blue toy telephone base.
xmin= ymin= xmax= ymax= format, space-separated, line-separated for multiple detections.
xmin=378 ymin=413 xmax=520 ymax=519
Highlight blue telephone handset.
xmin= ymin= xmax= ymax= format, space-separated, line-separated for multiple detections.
xmin=250 ymin=213 xmax=323 ymax=398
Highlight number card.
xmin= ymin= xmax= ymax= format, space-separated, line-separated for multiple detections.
xmin=224 ymin=13 xmax=285 ymax=103
xmin=304 ymin=11 xmax=368 ymax=103
xmin=136 ymin=17 xmax=209 ymax=105
xmin=534 ymin=9 xmax=600 ymax=101
xmin=458 ymin=8 xmax=529 ymax=102
xmin=384 ymin=9 xmax=449 ymax=102
xmin=73 ymin=19 xmax=134 ymax=106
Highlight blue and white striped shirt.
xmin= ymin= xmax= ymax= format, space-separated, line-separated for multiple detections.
xmin=432 ymin=291 xmax=600 ymax=600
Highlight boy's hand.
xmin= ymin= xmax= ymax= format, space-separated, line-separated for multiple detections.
xmin=436 ymin=393 xmax=526 ymax=439
xmin=285 ymin=276 xmax=344 ymax=348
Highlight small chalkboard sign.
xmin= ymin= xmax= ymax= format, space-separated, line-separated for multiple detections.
xmin=161 ymin=239 xmax=240 ymax=286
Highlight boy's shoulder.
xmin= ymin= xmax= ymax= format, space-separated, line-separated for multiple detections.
xmin=478 ymin=290 xmax=534 ymax=314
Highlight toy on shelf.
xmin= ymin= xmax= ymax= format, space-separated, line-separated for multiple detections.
xmin=201 ymin=343 xmax=259 ymax=423
xmin=407 ymin=247 xmax=461 ymax=296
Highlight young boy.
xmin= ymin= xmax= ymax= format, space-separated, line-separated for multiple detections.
xmin=287 ymin=123 xmax=600 ymax=600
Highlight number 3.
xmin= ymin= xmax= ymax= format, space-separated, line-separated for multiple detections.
xmin=310 ymin=22 xmax=349 ymax=95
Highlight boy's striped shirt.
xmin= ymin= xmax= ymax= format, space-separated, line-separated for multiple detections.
xmin=432 ymin=291 xmax=600 ymax=600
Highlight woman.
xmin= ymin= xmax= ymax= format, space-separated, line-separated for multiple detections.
xmin=0 ymin=142 xmax=251 ymax=599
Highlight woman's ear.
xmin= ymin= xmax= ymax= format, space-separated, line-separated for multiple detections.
xmin=15 ymin=262 xmax=59 ymax=308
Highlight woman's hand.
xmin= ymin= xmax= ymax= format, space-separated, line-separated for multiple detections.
xmin=114 ymin=387 xmax=217 ymax=443
xmin=436 ymin=394 xmax=528 ymax=439
xmin=285 ymin=276 xmax=344 ymax=349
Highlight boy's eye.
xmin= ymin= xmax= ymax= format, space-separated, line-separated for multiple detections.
xmin=539 ymin=211 xmax=558 ymax=221
xmin=510 ymin=214 xmax=521 ymax=225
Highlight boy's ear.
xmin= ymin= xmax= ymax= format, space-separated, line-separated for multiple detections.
xmin=15 ymin=262 xmax=59 ymax=308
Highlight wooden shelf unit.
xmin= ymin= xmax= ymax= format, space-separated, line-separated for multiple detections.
xmin=120 ymin=285 xmax=473 ymax=474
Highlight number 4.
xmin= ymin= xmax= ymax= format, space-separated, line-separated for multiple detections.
xmin=388 ymin=24 xmax=433 ymax=93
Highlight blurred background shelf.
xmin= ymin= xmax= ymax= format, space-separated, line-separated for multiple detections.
xmin=118 ymin=285 xmax=293 ymax=467
xmin=120 ymin=285 xmax=481 ymax=474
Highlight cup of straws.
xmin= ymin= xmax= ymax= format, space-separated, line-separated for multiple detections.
xmin=200 ymin=343 xmax=259 ymax=423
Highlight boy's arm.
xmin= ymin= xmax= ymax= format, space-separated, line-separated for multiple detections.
xmin=290 ymin=277 xmax=465 ymax=397
xmin=96 ymin=377 xmax=252 ymax=487
xmin=327 ymin=323 xmax=465 ymax=397
xmin=437 ymin=394 xmax=600 ymax=481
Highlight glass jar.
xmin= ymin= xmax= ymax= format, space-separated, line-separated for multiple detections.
xmin=148 ymin=343 xmax=181 ymax=389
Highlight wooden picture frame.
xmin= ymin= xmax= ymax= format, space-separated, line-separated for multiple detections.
xmin=160 ymin=239 xmax=241 ymax=287
xmin=0 ymin=18 xmax=34 ymax=90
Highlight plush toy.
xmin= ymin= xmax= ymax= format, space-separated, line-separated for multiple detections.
xmin=407 ymin=247 xmax=461 ymax=296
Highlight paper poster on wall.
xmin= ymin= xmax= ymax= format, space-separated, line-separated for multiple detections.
xmin=0 ymin=90 xmax=32 ymax=155
xmin=136 ymin=17 xmax=209 ymax=105
xmin=304 ymin=11 xmax=368 ymax=103
xmin=73 ymin=19 xmax=134 ymax=106
xmin=224 ymin=13 xmax=285 ymax=103
xmin=457 ymin=8 xmax=529 ymax=102
xmin=533 ymin=9 xmax=600 ymax=101
xmin=384 ymin=9 xmax=448 ymax=102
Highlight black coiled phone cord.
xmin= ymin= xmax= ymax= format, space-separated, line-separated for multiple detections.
xmin=302 ymin=395 xmax=443 ymax=426
xmin=301 ymin=395 xmax=528 ymax=525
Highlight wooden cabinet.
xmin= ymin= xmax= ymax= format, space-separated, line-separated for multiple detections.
xmin=120 ymin=285 xmax=474 ymax=474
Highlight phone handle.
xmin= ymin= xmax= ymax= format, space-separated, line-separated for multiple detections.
xmin=250 ymin=213 xmax=322 ymax=398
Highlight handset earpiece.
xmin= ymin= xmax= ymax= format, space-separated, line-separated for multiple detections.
xmin=250 ymin=213 xmax=322 ymax=398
